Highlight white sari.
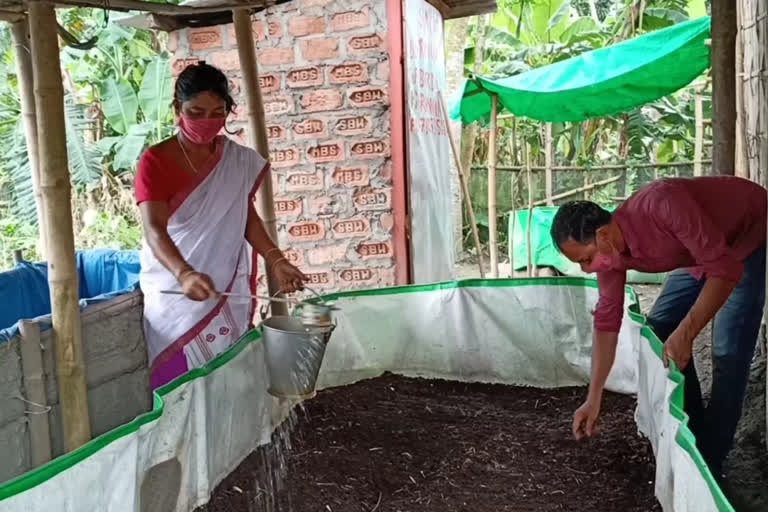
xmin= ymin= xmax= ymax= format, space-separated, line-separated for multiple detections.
xmin=140 ymin=139 xmax=267 ymax=389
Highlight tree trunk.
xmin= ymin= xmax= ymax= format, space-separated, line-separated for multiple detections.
xmin=711 ymin=0 xmax=737 ymax=175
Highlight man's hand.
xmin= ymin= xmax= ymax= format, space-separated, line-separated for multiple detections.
xmin=663 ymin=326 xmax=694 ymax=370
xmin=573 ymin=399 xmax=601 ymax=440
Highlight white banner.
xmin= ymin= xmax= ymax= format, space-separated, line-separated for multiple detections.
xmin=404 ymin=0 xmax=455 ymax=283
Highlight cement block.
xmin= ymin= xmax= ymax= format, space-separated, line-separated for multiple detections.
xmin=0 ymin=418 xmax=30 ymax=483
xmin=0 ymin=341 xmax=25 ymax=428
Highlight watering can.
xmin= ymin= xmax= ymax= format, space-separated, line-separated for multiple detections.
xmin=260 ymin=287 xmax=338 ymax=399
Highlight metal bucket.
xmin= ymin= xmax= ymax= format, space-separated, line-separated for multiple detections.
xmin=262 ymin=315 xmax=334 ymax=399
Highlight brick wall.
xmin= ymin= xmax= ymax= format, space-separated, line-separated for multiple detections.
xmin=169 ymin=0 xmax=397 ymax=292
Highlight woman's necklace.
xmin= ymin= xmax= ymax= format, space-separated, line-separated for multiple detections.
xmin=177 ymin=133 xmax=215 ymax=175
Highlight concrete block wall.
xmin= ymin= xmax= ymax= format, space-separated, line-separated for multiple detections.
xmin=169 ymin=0 xmax=398 ymax=293
xmin=0 ymin=292 xmax=151 ymax=484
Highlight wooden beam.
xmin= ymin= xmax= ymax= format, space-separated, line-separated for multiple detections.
xmin=524 ymin=143 xmax=534 ymax=278
xmin=50 ymin=0 xmax=269 ymax=16
xmin=0 ymin=9 xmax=25 ymax=22
xmin=28 ymin=0 xmax=91 ymax=452
xmin=19 ymin=320 xmax=52 ymax=468
xmin=232 ymin=8 xmax=286 ymax=316
xmin=711 ymin=0 xmax=737 ymax=175
xmin=440 ymin=95 xmax=484 ymax=279
xmin=487 ymin=94 xmax=499 ymax=278
xmin=12 ymin=18 xmax=47 ymax=259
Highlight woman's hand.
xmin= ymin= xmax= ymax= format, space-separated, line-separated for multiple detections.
xmin=265 ymin=250 xmax=308 ymax=293
xmin=178 ymin=269 xmax=218 ymax=301
xmin=273 ymin=260 xmax=309 ymax=293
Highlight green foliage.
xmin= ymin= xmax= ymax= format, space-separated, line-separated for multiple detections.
xmin=459 ymin=0 xmax=710 ymax=255
xmin=0 ymin=10 xmax=175 ymax=268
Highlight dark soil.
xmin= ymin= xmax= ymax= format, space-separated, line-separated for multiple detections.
xmin=198 ymin=375 xmax=660 ymax=512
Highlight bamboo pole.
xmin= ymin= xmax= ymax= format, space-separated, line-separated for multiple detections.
xmin=487 ymin=94 xmax=499 ymax=278
xmin=233 ymin=8 xmax=286 ymax=317
xmin=694 ymin=94 xmax=704 ymax=176
xmin=711 ymin=0 xmax=737 ymax=176
xmin=472 ymin=160 xmax=710 ymax=173
xmin=531 ymin=175 xmax=622 ymax=206
xmin=12 ymin=18 xmax=47 ymax=260
xmin=524 ymin=143 xmax=534 ymax=278
xmin=28 ymin=0 xmax=91 ymax=452
xmin=508 ymin=139 xmax=517 ymax=277
xmin=544 ymin=123 xmax=553 ymax=206
xmin=734 ymin=0 xmax=748 ymax=179
xmin=440 ymin=96 xmax=484 ymax=278
xmin=19 ymin=320 xmax=52 ymax=467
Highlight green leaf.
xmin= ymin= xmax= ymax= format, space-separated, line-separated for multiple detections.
xmin=96 ymin=136 xmax=121 ymax=155
xmin=64 ymin=96 xmax=103 ymax=186
xmin=102 ymin=78 xmax=138 ymax=135
xmin=112 ymin=123 xmax=151 ymax=172
xmin=138 ymin=56 xmax=172 ymax=122
xmin=547 ymin=0 xmax=573 ymax=36
xmin=687 ymin=0 xmax=707 ymax=18
xmin=106 ymin=22 xmax=134 ymax=45
xmin=561 ymin=17 xmax=601 ymax=44
xmin=644 ymin=8 xmax=688 ymax=26
xmin=485 ymin=26 xmax=524 ymax=48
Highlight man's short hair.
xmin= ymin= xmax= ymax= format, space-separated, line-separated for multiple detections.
xmin=550 ymin=201 xmax=612 ymax=251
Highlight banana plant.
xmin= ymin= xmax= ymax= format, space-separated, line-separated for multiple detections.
xmin=1 ymin=93 xmax=102 ymax=225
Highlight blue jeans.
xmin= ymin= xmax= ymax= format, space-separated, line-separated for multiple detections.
xmin=646 ymin=245 xmax=765 ymax=474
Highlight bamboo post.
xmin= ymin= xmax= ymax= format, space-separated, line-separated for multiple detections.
xmin=544 ymin=123 xmax=553 ymax=206
xmin=12 ymin=18 xmax=47 ymax=259
xmin=19 ymin=320 xmax=52 ymax=467
xmin=29 ymin=0 xmax=91 ymax=452
xmin=233 ymin=8 xmax=287 ymax=316
xmin=694 ymin=94 xmax=704 ymax=176
xmin=711 ymin=0 xmax=737 ymax=176
xmin=440 ymin=96 xmax=484 ymax=278
xmin=734 ymin=0 xmax=748 ymax=178
xmin=524 ymin=144 xmax=534 ymax=278
xmin=508 ymin=139 xmax=517 ymax=277
xmin=487 ymin=94 xmax=499 ymax=278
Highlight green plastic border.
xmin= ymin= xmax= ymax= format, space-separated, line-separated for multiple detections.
xmin=0 ymin=278 xmax=733 ymax=511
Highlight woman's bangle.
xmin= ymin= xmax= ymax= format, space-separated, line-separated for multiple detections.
xmin=265 ymin=247 xmax=283 ymax=261
xmin=270 ymin=257 xmax=288 ymax=269
xmin=175 ymin=266 xmax=195 ymax=280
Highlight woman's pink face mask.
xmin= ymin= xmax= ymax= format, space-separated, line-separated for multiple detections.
xmin=178 ymin=115 xmax=225 ymax=145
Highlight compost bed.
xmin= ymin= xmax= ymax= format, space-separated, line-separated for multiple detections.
xmin=199 ymin=374 xmax=660 ymax=512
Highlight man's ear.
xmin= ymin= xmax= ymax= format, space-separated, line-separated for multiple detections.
xmin=594 ymin=225 xmax=612 ymax=251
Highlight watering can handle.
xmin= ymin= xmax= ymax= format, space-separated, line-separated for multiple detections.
xmin=303 ymin=285 xmax=325 ymax=303
xmin=259 ymin=288 xmax=286 ymax=320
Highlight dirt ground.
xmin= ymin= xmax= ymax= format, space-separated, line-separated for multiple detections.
xmin=456 ymin=260 xmax=768 ymax=511
xmin=199 ymin=375 xmax=660 ymax=512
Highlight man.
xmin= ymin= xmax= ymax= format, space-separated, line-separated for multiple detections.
xmin=550 ymin=176 xmax=766 ymax=479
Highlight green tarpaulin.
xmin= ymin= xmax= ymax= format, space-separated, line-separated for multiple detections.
xmin=509 ymin=206 xmax=666 ymax=284
xmin=451 ymin=16 xmax=711 ymax=124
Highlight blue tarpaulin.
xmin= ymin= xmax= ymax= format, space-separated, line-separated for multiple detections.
xmin=0 ymin=249 xmax=141 ymax=344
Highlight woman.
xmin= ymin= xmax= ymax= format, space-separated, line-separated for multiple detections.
xmin=135 ymin=62 xmax=306 ymax=389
